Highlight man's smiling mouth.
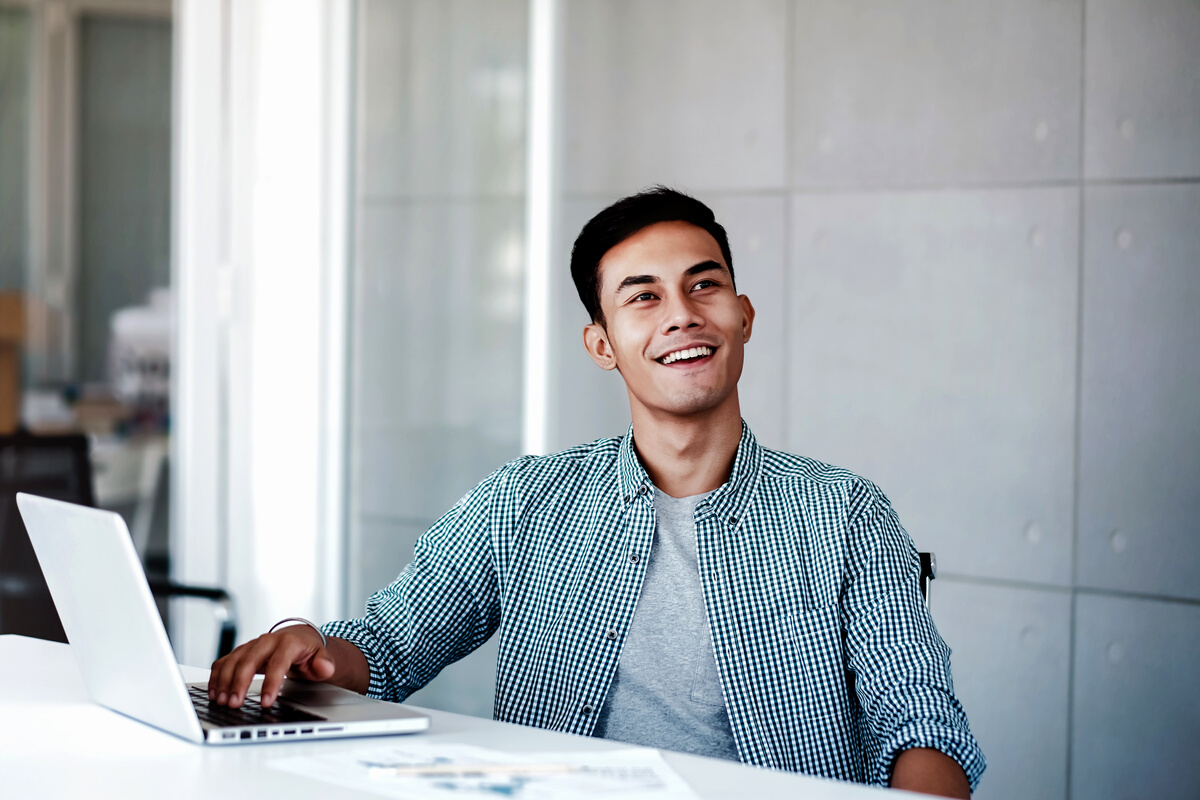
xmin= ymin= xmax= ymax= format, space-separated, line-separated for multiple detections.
xmin=658 ymin=345 xmax=715 ymax=365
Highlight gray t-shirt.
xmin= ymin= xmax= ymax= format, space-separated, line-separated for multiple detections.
xmin=591 ymin=487 xmax=740 ymax=761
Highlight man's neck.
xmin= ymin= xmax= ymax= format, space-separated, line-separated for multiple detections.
xmin=628 ymin=398 xmax=743 ymax=499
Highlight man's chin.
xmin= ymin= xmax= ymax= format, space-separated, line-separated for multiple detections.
xmin=644 ymin=388 xmax=733 ymax=419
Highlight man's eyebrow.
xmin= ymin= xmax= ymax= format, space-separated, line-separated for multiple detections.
xmin=615 ymin=274 xmax=659 ymax=294
xmin=684 ymin=260 xmax=726 ymax=278
xmin=614 ymin=261 xmax=728 ymax=296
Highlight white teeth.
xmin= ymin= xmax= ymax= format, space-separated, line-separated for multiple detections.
xmin=661 ymin=346 xmax=712 ymax=364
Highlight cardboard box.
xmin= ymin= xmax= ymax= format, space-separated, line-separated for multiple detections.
xmin=0 ymin=291 xmax=26 ymax=434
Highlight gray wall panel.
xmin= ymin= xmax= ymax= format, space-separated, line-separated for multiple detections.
xmin=787 ymin=188 xmax=1078 ymax=585
xmin=355 ymin=200 xmax=524 ymax=521
xmin=1078 ymin=184 xmax=1200 ymax=600
xmin=562 ymin=0 xmax=787 ymax=194
xmin=1084 ymin=0 xmax=1200 ymax=179
xmin=932 ymin=580 xmax=1071 ymax=800
xmin=1071 ymin=594 xmax=1200 ymax=800
xmin=791 ymin=0 xmax=1082 ymax=187
xmin=356 ymin=423 xmax=513 ymax=523
xmin=404 ymin=632 xmax=499 ymax=720
xmin=359 ymin=0 xmax=527 ymax=198
xmin=349 ymin=518 xmax=426 ymax=615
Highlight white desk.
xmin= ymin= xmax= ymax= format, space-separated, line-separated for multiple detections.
xmin=0 ymin=635 xmax=898 ymax=799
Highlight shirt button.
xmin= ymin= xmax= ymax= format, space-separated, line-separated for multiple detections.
xmin=581 ymin=705 xmax=592 ymax=715
xmin=606 ymin=629 xmax=617 ymax=640
xmin=623 ymin=495 xmax=630 ymax=503
xmin=629 ymin=553 xmax=640 ymax=564
xmin=728 ymin=515 xmax=738 ymax=525
xmin=638 ymin=485 xmax=648 ymax=495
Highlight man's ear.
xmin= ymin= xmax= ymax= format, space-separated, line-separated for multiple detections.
xmin=739 ymin=294 xmax=756 ymax=344
xmin=583 ymin=322 xmax=619 ymax=371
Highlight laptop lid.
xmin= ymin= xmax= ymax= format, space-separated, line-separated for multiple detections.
xmin=16 ymin=493 xmax=205 ymax=743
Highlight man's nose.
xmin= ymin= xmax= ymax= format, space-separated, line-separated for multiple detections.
xmin=660 ymin=292 xmax=703 ymax=334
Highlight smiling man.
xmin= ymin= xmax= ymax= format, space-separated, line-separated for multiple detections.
xmin=209 ymin=188 xmax=984 ymax=797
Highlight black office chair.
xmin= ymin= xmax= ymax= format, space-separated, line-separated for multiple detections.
xmin=919 ymin=551 xmax=936 ymax=602
xmin=0 ymin=432 xmax=237 ymax=657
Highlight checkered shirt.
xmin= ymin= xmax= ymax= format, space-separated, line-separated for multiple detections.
xmin=322 ymin=422 xmax=986 ymax=789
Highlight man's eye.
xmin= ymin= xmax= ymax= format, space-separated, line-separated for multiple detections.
xmin=692 ymin=280 xmax=718 ymax=291
xmin=633 ymin=292 xmax=657 ymax=302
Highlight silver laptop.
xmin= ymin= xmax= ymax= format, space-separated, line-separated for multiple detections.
xmin=17 ymin=492 xmax=430 ymax=745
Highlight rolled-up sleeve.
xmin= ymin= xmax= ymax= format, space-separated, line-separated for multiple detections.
xmin=321 ymin=467 xmax=504 ymax=702
xmin=841 ymin=480 xmax=986 ymax=790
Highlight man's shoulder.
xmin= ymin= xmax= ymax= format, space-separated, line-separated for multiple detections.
xmin=446 ymin=437 xmax=622 ymax=514
xmin=491 ymin=435 xmax=623 ymax=483
xmin=758 ymin=446 xmax=860 ymax=487
xmin=756 ymin=446 xmax=891 ymax=506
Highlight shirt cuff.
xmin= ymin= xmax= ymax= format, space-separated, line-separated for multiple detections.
xmin=319 ymin=618 xmax=394 ymax=701
xmin=878 ymin=719 xmax=987 ymax=792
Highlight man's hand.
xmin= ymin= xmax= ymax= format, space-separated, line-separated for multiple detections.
xmin=207 ymin=626 xmax=368 ymax=708
xmin=890 ymin=747 xmax=971 ymax=798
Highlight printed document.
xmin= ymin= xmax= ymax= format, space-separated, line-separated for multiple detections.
xmin=271 ymin=741 xmax=700 ymax=799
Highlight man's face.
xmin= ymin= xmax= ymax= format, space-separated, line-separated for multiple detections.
xmin=583 ymin=220 xmax=755 ymax=421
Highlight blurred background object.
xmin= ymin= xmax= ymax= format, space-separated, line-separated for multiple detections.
xmin=0 ymin=432 xmax=91 ymax=643
xmin=109 ymin=287 xmax=172 ymax=416
xmin=0 ymin=0 xmax=177 ymax=641
xmin=3 ymin=1 xmax=1198 ymax=798
xmin=0 ymin=292 xmax=24 ymax=434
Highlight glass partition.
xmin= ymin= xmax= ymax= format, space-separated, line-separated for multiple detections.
xmin=345 ymin=0 xmax=528 ymax=717
xmin=0 ymin=7 xmax=31 ymax=294
xmin=76 ymin=15 xmax=173 ymax=384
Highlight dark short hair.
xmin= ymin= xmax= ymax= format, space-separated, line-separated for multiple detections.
xmin=570 ymin=186 xmax=735 ymax=326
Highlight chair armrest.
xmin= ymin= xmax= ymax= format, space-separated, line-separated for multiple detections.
xmin=918 ymin=552 xmax=937 ymax=602
xmin=145 ymin=578 xmax=238 ymax=658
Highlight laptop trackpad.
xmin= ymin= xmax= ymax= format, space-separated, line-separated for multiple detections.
xmin=277 ymin=680 xmax=372 ymax=706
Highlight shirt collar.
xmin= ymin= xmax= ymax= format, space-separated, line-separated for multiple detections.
xmin=616 ymin=420 xmax=763 ymax=525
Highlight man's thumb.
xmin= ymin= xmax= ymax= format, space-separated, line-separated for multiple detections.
xmin=310 ymin=652 xmax=335 ymax=680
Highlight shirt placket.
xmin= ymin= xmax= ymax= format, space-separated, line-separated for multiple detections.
xmin=571 ymin=485 xmax=656 ymax=734
xmin=695 ymin=502 xmax=767 ymax=766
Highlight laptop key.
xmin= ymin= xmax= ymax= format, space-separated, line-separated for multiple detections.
xmin=189 ymin=686 xmax=324 ymax=727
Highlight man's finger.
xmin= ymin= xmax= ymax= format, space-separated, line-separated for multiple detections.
xmin=226 ymin=637 xmax=277 ymax=708
xmin=209 ymin=640 xmax=252 ymax=702
xmin=259 ymin=639 xmax=309 ymax=707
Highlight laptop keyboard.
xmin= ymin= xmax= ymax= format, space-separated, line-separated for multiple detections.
xmin=189 ymin=686 xmax=325 ymax=727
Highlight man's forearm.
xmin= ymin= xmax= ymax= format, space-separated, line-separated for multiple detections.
xmin=890 ymin=747 xmax=970 ymax=798
xmin=326 ymin=636 xmax=371 ymax=695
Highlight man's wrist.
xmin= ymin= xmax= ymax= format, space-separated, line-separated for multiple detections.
xmin=268 ymin=617 xmax=327 ymax=647
xmin=322 ymin=635 xmax=371 ymax=695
